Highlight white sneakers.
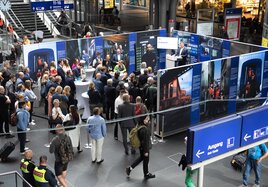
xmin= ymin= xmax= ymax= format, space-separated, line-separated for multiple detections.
xmin=29 ymin=121 xmax=36 ymax=126
xmin=238 ymin=184 xmax=260 ymax=187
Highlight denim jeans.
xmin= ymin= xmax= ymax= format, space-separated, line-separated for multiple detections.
xmin=243 ymin=158 xmax=262 ymax=185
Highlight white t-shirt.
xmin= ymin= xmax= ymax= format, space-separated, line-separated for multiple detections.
xmin=114 ymin=96 xmax=123 ymax=114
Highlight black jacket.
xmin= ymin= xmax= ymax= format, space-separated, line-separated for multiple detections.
xmin=118 ymin=102 xmax=136 ymax=128
xmin=104 ymin=85 xmax=116 ymax=104
xmin=57 ymin=66 xmax=65 ymax=83
xmin=138 ymin=125 xmax=151 ymax=153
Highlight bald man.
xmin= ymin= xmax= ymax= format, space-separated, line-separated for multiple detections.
xmin=20 ymin=149 xmax=35 ymax=186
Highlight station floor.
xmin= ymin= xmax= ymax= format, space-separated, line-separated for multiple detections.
xmin=1 ymin=106 xmax=268 ymax=187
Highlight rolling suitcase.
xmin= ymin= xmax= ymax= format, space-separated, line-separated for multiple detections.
xmin=0 ymin=140 xmax=18 ymax=161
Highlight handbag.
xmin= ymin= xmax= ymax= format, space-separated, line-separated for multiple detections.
xmin=63 ymin=120 xmax=76 ymax=131
xmin=48 ymin=114 xmax=63 ymax=134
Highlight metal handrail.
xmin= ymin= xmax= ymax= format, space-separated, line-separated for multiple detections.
xmin=5 ymin=11 xmax=18 ymax=28
xmin=9 ymin=9 xmax=24 ymax=28
xmin=0 ymin=170 xmax=33 ymax=187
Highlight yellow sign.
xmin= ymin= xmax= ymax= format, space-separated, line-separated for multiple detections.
xmin=104 ymin=0 xmax=114 ymax=9
xmin=262 ymin=37 xmax=268 ymax=47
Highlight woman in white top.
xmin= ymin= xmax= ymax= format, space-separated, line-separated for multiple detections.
xmin=63 ymin=105 xmax=83 ymax=153
xmin=62 ymin=59 xmax=72 ymax=74
xmin=52 ymin=99 xmax=65 ymax=121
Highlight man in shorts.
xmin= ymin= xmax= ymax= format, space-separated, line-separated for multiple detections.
xmin=49 ymin=124 xmax=73 ymax=187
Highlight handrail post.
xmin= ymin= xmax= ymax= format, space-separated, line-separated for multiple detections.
xmin=158 ymin=114 xmax=165 ymax=143
xmin=35 ymin=12 xmax=37 ymax=31
xmin=84 ymin=131 xmax=92 ymax=149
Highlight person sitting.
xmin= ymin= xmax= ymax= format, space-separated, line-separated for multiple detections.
xmin=22 ymin=35 xmax=31 ymax=45
xmin=114 ymin=60 xmax=126 ymax=74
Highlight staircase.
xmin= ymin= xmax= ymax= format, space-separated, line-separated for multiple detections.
xmin=46 ymin=11 xmax=58 ymax=26
xmin=7 ymin=3 xmax=53 ymax=39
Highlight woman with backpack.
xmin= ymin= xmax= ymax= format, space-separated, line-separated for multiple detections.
xmin=63 ymin=105 xmax=83 ymax=153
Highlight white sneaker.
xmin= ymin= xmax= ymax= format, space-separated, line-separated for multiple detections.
xmin=252 ymin=184 xmax=260 ymax=187
xmin=26 ymin=128 xmax=30 ymax=131
xmin=29 ymin=122 xmax=36 ymax=126
xmin=24 ymin=147 xmax=29 ymax=151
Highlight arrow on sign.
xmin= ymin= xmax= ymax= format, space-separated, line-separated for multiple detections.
xmin=244 ymin=134 xmax=251 ymax=142
xmin=196 ymin=150 xmax=205 ymax=158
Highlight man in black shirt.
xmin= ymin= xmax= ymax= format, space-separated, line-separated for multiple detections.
xmin=104 ymin=79 xmax=116 ymax=120
xmin=126 ymin=116 xmax=155 ymax=180
xmin=33 ymin=155 xmax=58 ymax=187
xmin=0 ymin=86 xmax=14 ymax=138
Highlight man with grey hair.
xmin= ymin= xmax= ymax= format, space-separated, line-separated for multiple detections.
xmin=55 ymin=76 xmax=62 ymax=87
xmin=16 ymin=72 xmax=24 ymax=88
xmin=118 ymin=93 xmax=136 ymax=155
xmin=104 ymin=79 xmax=116 ymax=120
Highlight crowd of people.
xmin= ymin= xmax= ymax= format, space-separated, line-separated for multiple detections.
xmin=0 ymin=55 xmax=158 ymax=186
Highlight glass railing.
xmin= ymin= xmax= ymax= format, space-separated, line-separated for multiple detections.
xmin=0 ymin=171 xmax=33 ymax=187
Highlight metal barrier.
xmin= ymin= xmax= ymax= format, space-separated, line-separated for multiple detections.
xmin=0 ymin=171 xmax=33 ymax=187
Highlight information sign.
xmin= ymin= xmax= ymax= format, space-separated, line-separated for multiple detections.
xmin=187 ymin=115 xmax=242 ymax=164
xmin=239 ymin=106 xmax=268 ymax=146
xmin=31 ymin=1 xmax=73 ymax=12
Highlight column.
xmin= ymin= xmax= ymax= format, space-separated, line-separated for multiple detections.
xmin=79 ymin=0 xmax=82 ymax=22
xmin=169 ymin=0 xmax=177 ymax=23
xmin=261 ymin=0 xmax=268 ymax=46
xmin=154 ymin=0 xmax=159 ymax=28
xmin=74 ymin=0 xmax=77 ymax=22
xmin=231 ymin=0 xmax=236 ymax=8
xmin=120 ymin=0 xmax=123 ymax=11
xmin=84 ymin=0 xmax=88 ymax=23
xmin=149 ymin=0 xmax=154 ymax=26
xmin=159 ymin=0 xmax=167 ymax=28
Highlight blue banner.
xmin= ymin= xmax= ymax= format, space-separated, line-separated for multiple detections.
xmin=222 ymin=40 xmax=231 ymax=58
xmin=128 ymin=32 xmax=137 ymax=74
xmin=189 ymin=34 xmax=199 ymax=63
xmin=56 ymin=41 xmax=66 ymax=60
xmin=95 ymin=37 xmax=104 ymax=59
xmin=227 ymin=56 xmax=239 ymax=113
xmin=159 ymin=29 xmax=167 ymax=69
xmin=190 ymin=64 xmax=202 ymax=125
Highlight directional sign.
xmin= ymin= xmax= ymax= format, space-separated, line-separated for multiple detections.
xmin=187 ymin=115 xmax=242 ymax=164
xmin=239 ymin=106 xmax=268 ymax=147
xmin=63 ymin=4 xmax=74 ymax=10
xmin=31 ymin=1 xmax=73 ymax=12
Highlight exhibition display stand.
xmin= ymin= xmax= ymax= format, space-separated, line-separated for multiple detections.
xmin=81 ymin=92 xmax=91 ymax=120
xmin=75 ymin=80 xmax=90 ymax=110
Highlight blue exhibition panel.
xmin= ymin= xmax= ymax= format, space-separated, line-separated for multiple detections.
xmin=187 ymin=115 xmax=242 ymax=164
xmin=239 ymin=106 xmax=268 ymax=147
